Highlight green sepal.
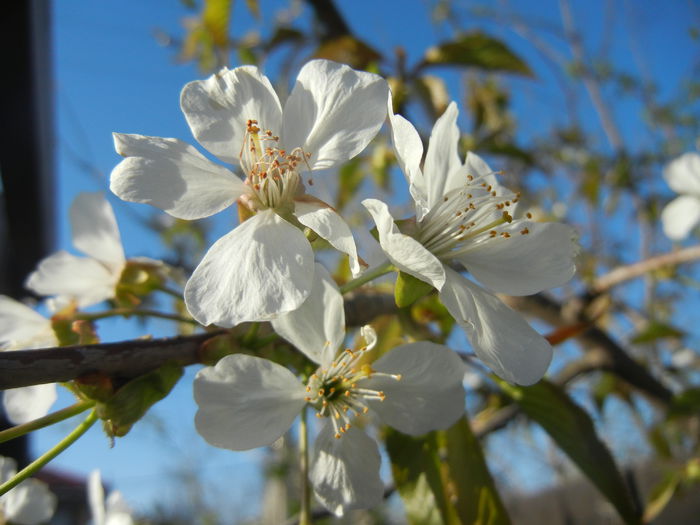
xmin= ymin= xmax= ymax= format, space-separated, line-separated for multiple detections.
xmin=395 ymin=271 xmax=433 ymax=308
xmin=97 ymin=363 xmax=183 ymax=438
xmin=114 ymin=260 xmax=166 ymax=307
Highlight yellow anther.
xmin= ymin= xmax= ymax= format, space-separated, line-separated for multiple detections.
xmin=502 ymin=211 xmax=513 ymax=223
xmin=520 ymin=228 xmax=529 ymax=235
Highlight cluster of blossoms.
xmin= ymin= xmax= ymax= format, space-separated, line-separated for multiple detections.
xmin=107 ymin=59 xmax=577 ymax=514
xmin=1 ymin=59 xmax=579 ymax=517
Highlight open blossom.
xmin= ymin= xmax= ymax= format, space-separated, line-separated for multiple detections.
xmin=0 ymin=456 xmax=56 ymax=525
xmin=363 ymin=100 xmax=577 ymax=385
xmin=88 ymin=470 xmax=134 ymax=525
xmin=660 ymin=152 xmax=700 ymax=240
xmin=26 ymin=192 xmax=126 ymax=308
xmin=0 ymin=296 xmax=57 ymax=424
xmin=194 ymin=264 xmax=465 ymax=515
xmin=110 ymin=59 xmax=388 ymax=328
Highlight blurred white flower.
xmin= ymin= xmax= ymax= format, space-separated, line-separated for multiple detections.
xmin=111 ymin=60 xmax=389 ymax=328
xmin=363 ymin=100 xmax=577 ymax=385
xmin=661 ymin=152 xmax=700 ymax=240
xmin=0 ymin=296 xmax=57 ymax=424
xmin=0 ymin=456 xmax=56 ymax=525
xmin=26 ymin=192 xmax=126 ymax=308
xmin=88 ymin=470 xmax=134 ymax=525
xmin=194 ymin=264 xmax=465 ymax=516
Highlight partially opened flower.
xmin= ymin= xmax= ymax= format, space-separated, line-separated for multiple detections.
xmin=0 ymin=456 xmax=56 ymax=525
xmin=88 ymin=470 xmax=134 ymax=525
xmin=194 ymin=264 xmax=465 ymax=515
xmin=26 ymin=192 xmax=126 ymax=308
xmin=363 ymin=100 xmax=577 ymax=385
xmin=111 ymin=59 xmax=389 ymax=327
xmin=0 ymin=296 xmax=58 ymax=424
xmin=661 ymin=152 xmax=700 ymax=240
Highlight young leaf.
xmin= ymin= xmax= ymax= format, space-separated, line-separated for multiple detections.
xmin=443 ymin=416 xmax=511 ymax=525
xmin=495 ymin=378 xmax=642 ymax=525
xmin=395 ymin=271 xmax=434 ymax=308
xmin=385 ymin=429 xmax=459 ymax=525
xmin=420 ymin=33 xmax=532 ymax=76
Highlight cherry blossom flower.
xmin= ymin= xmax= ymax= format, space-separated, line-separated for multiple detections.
xmin=363 ymin=100 xmax=577 ymax=385
xmin=26 ymin=192 xmax=126 ymax=308
xmin=88 ymin=470 xmax=134 ymax=525
xmin=0 ymin=456 xmax=56 ymax=525
xmin=661 ymin=152 xmax=700 ymax=240
xmin=111 ymin=60 xmax=388 ymax=328
xmin=194 ymin=264 xmax=465 ymax=515
xmin=0 ymin=296 xmax=57 ymax=424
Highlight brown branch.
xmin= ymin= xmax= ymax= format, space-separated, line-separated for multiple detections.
xmin=592 ymin=245 xmax=700 ymax=293
xmin=0 ymin=293 xmax=398 ymax=390
xmin=0 ymin=332 xmax=220 ymax=390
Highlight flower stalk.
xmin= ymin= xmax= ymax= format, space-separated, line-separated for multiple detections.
xmin=299 ymin=407 xmax=312 ymax=525
xmin=0 ymin=400 xmax=95 ymax=444
xmin=339 ymin=261 xmax=395 ymax=295
xmin=0 ymin=409 xmax=98 ymax=497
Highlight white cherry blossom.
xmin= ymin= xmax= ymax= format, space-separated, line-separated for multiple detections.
xmin=0 ymin=296 xmax=57 ymax=424
xmin=26 ymin=192 xmax=126 ymax=308
xmin=660 ymin=152 xmax=700 ymax=240
xmin=0 ymin=456 xmax=56 ymax=525
xmin=194 ymin=264 xmax=465 ymax=515
xmin=88 ymin=470 xmax=134 ymax=525
xmin=363 ymin=100 xmax=577 ymax=385
xmin=111 ymin=60 xmax=388 ymax=328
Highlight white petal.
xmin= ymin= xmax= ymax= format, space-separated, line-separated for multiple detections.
xmin=463 ymin=152 xmax=499 ymax=187
xmin=111 ymin=133 xmax=245 ymax=220
xmin=3 ymin=479 xmax=56 ymax=525
xmin=0 ymin=297 xmax=53 ymax=349
xmin=362 ymin=199 xmax=445 ymax=289
xmin=0 ymin=457 xmax=16 ymax=483
xmin=661 ymin=195 xmax=700 ymax=241
xmin=294 ymin=200 xmax=361 ymax=277
xmin=88 ymin=470 xmax=106 ymax=525
xmin=663 ymin=152 xmax=700 ymax=196
xmin=105 ymin=494 xmax=134 ymax=525
xmin=185 ymin=210 xmax=315 ymax=327
xmin=458 ymin=222 xmax=577 ymax=296
xmin=387 ymin=95 xmax=428 ymax=220
xmin=310 ymin=423 xmax=383 ymax=516
xmin=25 ymin=252 xmax=117 ymax=308
xmin=281 ymin=60 xmax=388 ymax=170
xmin=423 ymin=102 xmax=462 ymax=210
xmin=70 ymin=192 xmax=125 ymax=270
xmin=439 ymin=268 xmax=552 ymax=385
xmin=180 ymin=66 xmax=283 ymax=165
xmin=364 ymin=342 xmax=465 ymax=435
xmin=194 ymin=354 xmax=306 ymax=451
xmin=271 ymin=263 xmax=345 ymax=366
xmin=3 ymin=384 xmax=57 ymax=425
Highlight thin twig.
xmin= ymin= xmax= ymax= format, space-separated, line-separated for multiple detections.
xmin=592 ymin=245 xmax=700 ymax=293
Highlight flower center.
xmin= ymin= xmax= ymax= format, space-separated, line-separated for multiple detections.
xmin=239 ymin=119 xmax=311 ymax=213
xmin=415 ymin=171 xmax=531 ymax=260
xmin=304 ymin=347 xmax=401 ymax=439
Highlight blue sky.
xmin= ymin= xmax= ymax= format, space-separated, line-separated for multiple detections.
xmin=32 ymin=0 xmax=700 ymax=519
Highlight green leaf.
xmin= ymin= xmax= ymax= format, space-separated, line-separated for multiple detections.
xmin=421 ymin=33 xmax=532 ymax=76
xmin=336 ymin=157 xmax=363 ymax=210
xmin=395 ymin=271 xmax=434 ymax=308
xmin=668 ymin=387 xmax=700 ymax=418
xmin=385 ymin=429 xmax=458 ymax=525
xmin=630 ymin=321 xmax=684 ymax=344
xmin=443 ymin=417 xmax=511 ymax=525
xmin=98 ymin=363 xmax=184 ymax=438
xmin=495 ymin=378 xmax=642 ymax=525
